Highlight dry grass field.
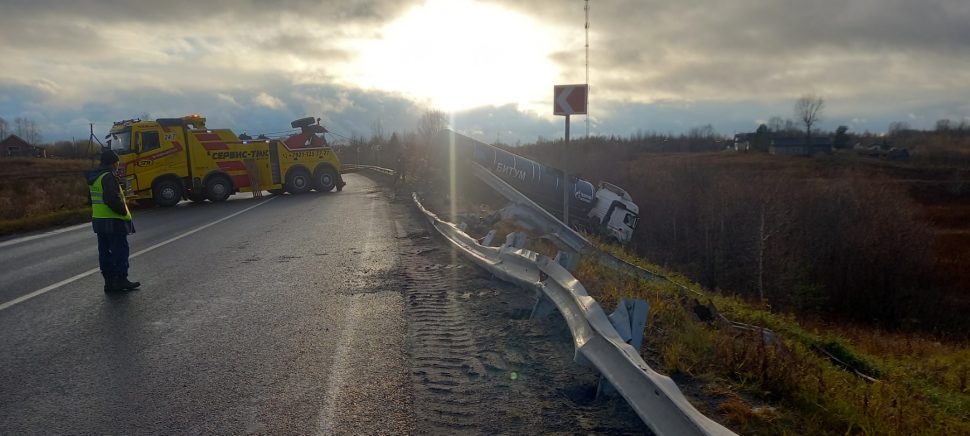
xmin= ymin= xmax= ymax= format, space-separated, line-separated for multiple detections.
xmin=0 ymin=158 xmax=97 ymax=236
xmin=578 ymin=245 xmax=970 ymax=435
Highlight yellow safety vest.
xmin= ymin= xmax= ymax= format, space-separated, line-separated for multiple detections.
xmin=90 ymin=172 xmax=132 ymax=221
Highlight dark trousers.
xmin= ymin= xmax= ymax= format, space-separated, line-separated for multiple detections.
xmin=97 ymin=232 xmax=130 ymax=278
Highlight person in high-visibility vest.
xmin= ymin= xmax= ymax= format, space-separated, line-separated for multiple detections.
xmin=86 ymin=149 xmax=140 ymax=293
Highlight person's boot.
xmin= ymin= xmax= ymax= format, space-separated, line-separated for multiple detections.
xmin=101 ymin=272 xmax=111 ymax=293
xmin=104 ymin=276 xmax=125 ymax=293
xmin=117 ymin=277 xmax=141 ymax=291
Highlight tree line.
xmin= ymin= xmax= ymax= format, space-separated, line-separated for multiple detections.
xmin=0 ymin=116 xmax=43 ymax=145
xmin=510 ymin=133 xmax=967 ymax=333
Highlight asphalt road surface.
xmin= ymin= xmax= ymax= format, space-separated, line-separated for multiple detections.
xmin=0 ymin=173 xmax=645 ymax=434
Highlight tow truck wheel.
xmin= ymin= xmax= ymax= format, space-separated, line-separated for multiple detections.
xmin=206 ymin=175 xmax=233 ymax=202
xmin=312 ymin=166 xmax=338 ymax=192
xmin=284 ymin=168 xmax=311 ymax=194
xmin=290 ymin=117 xmax=316 ymax=129
xmin=153 ymin=179 xmax=182 ymax=207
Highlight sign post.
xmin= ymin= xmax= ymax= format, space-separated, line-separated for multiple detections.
xmin=554 ymin=84 xmax=588 ymax=226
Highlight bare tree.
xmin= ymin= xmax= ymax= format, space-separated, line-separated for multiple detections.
xmin=767 ymin=116 xmax=784 ymax=133
xmin=935 ymin=118 xmax=953 ymax=133
xmin=888 ymin=121 xmax=911 ymax=137
xmin=14 ymin=117 xmax=26 ymax=138
xmin=370 ymin=119 xmax=385 ymax=145
xmin=12 ymin=117 xmax=42 ymax=144
xmin=756 ymin=181 xmax=793 ymax=302
xmin=416 ymin=109 xmax=447 ymax=146
xmin=0 ymin=117 xmax=7 ymax=140
xmin=794 ymin=95 xmax=824 ymax=154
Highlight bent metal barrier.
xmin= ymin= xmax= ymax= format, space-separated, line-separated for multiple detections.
xmin=471 ymin=162 xmax=672 ymax=283
xmin=472 ymin=161 xmax=776 ymax=335
xmin=412 ymin=193 xmax=736 ymax=436
xmin=354 ymin=160 xmax=775 ymax=346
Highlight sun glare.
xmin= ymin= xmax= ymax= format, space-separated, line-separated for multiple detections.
xmin=342 ymin=0 xmax=558 ymax=112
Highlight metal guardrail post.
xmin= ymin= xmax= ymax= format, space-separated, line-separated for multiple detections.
xmin=609 ymin=298 xmax=649 ymax=351
xmin=503 ymin=232 xmax=527 ymax=249
xmin=554 ymin=250 xmax=579 ymax=273
xmin=530 ymin=290 xmax=558 ymax=319
xmin=600 ymin=298 xmax=650 ymax=397
xmin=481 ymin=229 xmax=496 ymax=246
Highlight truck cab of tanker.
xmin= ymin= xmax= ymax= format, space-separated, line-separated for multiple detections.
xmin=588 ymin=182 xmax=639 ymax=243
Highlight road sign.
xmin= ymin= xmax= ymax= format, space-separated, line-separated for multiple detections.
xmin=554 ymin=84 xmax=588 ymax=116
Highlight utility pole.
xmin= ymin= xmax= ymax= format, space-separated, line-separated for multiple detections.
xmin=585 ymin=0 xmax=590 ymax=139
xmin=563 ymin=115 xmax=570 ymax=225
xmin=552 ymin=2 xmax=591 ymax=227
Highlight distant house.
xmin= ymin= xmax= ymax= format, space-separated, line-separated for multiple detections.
xmin=0 ymin=135 xmax=45 ymax=158
xmin=732 ymin=133 xmax=757 ymax=151
xmin=769 ymin=137 xmax=833 ymax=156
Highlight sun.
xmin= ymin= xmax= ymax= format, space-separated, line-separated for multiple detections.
xmin=341 ymin=0 xmax=559 ymax=112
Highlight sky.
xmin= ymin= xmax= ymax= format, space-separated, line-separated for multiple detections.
xmin=1 ymin=0 xmax=969 ymax=145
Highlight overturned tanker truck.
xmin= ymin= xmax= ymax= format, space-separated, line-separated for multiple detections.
xmin=433 ymin=130 xmax=640 ymax=244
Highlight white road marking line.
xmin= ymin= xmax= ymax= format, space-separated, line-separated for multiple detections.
xmin=0 ymin=197 xmax=276 ymax=312
xmin=0 ymin=223 xmax=89 ymax=249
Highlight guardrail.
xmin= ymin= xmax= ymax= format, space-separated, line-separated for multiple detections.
xmin=341 ymin=164 xmax=396 ymax=176
xmin=470 ymin=161 xmax=781 ymax=340
xmin=412 ymin=192 xmax=736 ymax=436
xmin=470 ymin=162 xmax=674 ymax=282
xmin=471 ymin=163 xmax=590 ymax=252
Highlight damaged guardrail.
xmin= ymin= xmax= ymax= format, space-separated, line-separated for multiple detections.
xmin=412 ymin=193 xmax=736 ymax=436
xmin=471 ymin=163 xmax=589 ymax=253
xmin=472 ymin=162 xmax=675 ymax=284
xmin=471 ymin=160 xmax=782 ymax=344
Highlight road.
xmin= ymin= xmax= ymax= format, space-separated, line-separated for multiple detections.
xmin=0 ymin=173 xmax=645 ymax=434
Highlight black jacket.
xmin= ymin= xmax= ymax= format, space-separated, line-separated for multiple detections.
xmin=85 ymin=167 xmax=135 ymax=234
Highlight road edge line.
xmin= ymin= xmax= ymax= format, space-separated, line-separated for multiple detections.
xmin=0 ymin=197 xmax=276 ymax=312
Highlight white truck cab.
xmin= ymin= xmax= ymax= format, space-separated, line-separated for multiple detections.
xmin=588 ymin=182 xmax=640 ymax=243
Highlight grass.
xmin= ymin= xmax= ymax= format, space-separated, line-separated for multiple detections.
xmin=0 ymin=208 xmax=90 ymax=236
xmin=0 ymin=158 xmax=95 ymax=236
xmin=414 ymin=183 xmax=969 ymax=434
xmin=576 ymin=239 xmax=970 ymax=435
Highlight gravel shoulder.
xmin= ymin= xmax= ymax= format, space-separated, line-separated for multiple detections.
xmin=382 ymin=185 xmax=649 ymax=434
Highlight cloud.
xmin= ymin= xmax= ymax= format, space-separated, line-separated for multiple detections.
xmin=217 ymin=94 xmax=241 ymax=107
xmin=253 ymin=92 xmax=286 ymax=110
xmin=0 ymin=0 xmax=968 ymax=143
xmin=496 ymin=0 xmax=970 ymax=103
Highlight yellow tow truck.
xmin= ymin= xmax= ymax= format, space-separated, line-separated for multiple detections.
xmin=106 ymin=114 xmax=344 ymax=206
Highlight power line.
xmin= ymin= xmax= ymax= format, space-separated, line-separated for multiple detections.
xmin=253 ymin=128 xmax=300 ymax=137
xmin=326 ymin=130 xmax=354 ymax=142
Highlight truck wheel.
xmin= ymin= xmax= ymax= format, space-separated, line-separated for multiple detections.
xmin=312 ymin=166 xmax=338 ymax=192
xmin=187 ymin=192 xmax=206 ymax=203
xmin=285 ymin=168 xmax=311 ymax=194
xmin=206 ymin=175 xmax=232 ymax=202
xmin=290 ymin=117 xmax=316 ymax=128
xmin=153 ymin=179 xmax=182 ymax=207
